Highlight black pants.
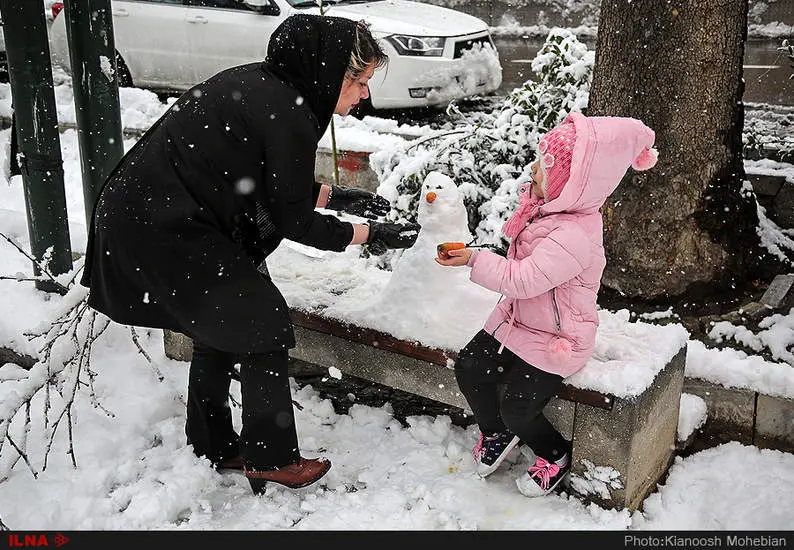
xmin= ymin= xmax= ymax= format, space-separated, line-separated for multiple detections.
xmin=454 ymin=330 xmax=570 ymax=461
xmin=185 ymin=340 xmax=300 ymax=470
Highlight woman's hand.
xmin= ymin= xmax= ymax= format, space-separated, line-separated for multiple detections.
xmin=327 ymin=186 xmax=390 ymax=219
xmin=435 ymin=247 xmax=472 ymax=267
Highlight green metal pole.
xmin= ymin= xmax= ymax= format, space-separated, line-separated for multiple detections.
xmin=62 ymin=0 xmax=124 ymax=229
xmin=0 ymin=0 xmax=73 ymax=293
xmin=319 ymin=0 xmax=340 ymax=187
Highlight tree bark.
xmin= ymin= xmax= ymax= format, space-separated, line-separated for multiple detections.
xmin=589 ymin=0 xmax=766 ymax=301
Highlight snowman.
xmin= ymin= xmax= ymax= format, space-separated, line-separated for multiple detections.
xmin=358 ymin=171 xmax=498 ymax=350
xmin=390 ymin=170 xmax=474 ymax=288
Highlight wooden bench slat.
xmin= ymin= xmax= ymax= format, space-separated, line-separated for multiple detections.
xmin=289 ymin=308 xmax=614 ymax=410
xmin=290 ymin=308 xmax=454 ymax=365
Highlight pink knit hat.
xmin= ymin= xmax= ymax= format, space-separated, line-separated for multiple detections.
xmin=538 ymin=121 xmax=576 ymax=201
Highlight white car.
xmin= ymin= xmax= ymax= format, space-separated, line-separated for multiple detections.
xmin=48 ymin=0 xmax=503 ymax=111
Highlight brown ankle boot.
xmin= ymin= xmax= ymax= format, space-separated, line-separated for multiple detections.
xmin=245 ymin=457 xmax=331 ymax=493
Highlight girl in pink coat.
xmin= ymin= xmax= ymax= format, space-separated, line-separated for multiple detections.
xmin=436 ymin=112 xmax=658 ymax=497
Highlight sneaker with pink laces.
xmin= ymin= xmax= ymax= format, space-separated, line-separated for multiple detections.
xmin=472 ymin=431 xmax=521 ymax=477
xmin=516 ymin=454 xmax=570 ymax=497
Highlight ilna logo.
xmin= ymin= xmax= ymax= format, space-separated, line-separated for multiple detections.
xmin=7 ymin=534 xmax=69 ymax=548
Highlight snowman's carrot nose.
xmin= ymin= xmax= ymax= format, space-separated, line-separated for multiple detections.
xmin=426 ymin=191 xmax=437 ymax=203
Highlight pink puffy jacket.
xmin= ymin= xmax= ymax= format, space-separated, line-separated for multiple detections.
xmin=466 ymin=112 xmax=657 ymax=377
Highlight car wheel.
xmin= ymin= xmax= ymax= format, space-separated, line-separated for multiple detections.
xmin=350 ymin=96 xmax=375 ymax=119
xmin=114 ymin=51 xmax=133 ymax=88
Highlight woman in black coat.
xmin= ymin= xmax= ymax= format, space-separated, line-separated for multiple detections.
xmin=80 ymin=14 xmax=420 ymax=494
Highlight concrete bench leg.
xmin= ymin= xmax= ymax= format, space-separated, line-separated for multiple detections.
xmin=164 ymin=329 xmax=193 ymax=362
xmin=563 ymin=347 xmax=686 ymax=511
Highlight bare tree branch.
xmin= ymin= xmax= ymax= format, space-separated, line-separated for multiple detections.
xmin=0 ymin=231 xmax=69 ymax=295
xmin=130 ymin=327 xmax=164 ymax=382
xmin=0 ymin=238 xmax=184 ymax=482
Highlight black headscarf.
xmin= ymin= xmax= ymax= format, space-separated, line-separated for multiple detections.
xmin=266 ymin=14 xmax=357 ymax=133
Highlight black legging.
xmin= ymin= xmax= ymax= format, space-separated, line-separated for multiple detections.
xmin=186 ymin=340 xmax=300 ymax=469
xmin=454 ymin=330 xmax=570 ymax=461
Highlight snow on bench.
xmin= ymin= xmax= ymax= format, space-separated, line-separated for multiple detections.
xmin=265 ymin=238 xmax=690 ymax=512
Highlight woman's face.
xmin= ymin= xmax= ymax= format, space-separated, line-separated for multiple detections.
xmin=335 ymin=63 xmax=377 ymax=116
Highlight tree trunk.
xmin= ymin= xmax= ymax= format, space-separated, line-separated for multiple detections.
xmin=588 ymin=0 xmax=765 ymax=301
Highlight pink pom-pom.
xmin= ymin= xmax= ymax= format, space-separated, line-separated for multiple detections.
xmin=632 ymin=147 xmax=658 ymax=171
xmin=548 ymin=336 xmax=572 ymax=363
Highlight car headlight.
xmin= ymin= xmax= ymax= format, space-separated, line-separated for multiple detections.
xmin=386 ymin=35 xmax=445 ymax=57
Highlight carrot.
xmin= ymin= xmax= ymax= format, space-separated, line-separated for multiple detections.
xmin=437 ymin=242 xmax=467 ymax=259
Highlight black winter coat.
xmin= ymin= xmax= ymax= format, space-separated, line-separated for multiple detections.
xmin=80 ymin=14 xmax=358 ymax=353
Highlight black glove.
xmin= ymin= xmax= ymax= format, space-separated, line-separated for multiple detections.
xmin=326 ymin=185 xmax=390 ymax=219
xmin=365 ymin=221 xmax=421 ymax=256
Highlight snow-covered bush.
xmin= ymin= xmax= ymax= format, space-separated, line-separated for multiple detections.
xmin=369 ymin=29 xmax=594 ymax=265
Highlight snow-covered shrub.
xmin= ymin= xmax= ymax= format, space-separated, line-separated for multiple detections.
xmin=369 ymin=29 xmax=594 ymax=265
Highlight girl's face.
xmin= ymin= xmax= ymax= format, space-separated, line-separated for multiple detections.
xmin=529 ymin=160 xmax=545 ymax=199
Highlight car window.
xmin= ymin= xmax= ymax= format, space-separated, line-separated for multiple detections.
xmin=184 ymin=0 xmax=251 ymax=8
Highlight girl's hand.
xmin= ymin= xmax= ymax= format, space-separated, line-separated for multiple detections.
xmin=435 ymin=247 xmax=472 ymax=267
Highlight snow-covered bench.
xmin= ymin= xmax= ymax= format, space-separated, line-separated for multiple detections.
xmin=287 ymin=307 xmax=688 ymax=512
xmin=165 ymin=306 xmax=688 ymax=512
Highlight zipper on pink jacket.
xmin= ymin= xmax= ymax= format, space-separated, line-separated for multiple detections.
xmin=551 ymin=288 xmax=561 ymax=333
